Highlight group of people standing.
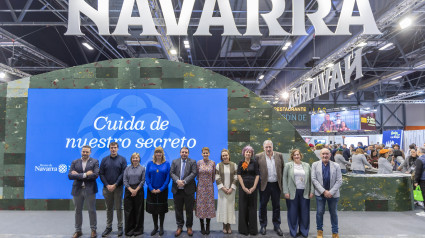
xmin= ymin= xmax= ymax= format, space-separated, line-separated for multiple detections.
xmin=68 ymin=140 xmax=343 ymax=238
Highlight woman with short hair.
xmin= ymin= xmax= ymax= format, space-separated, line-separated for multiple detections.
xmin=237 ymin=145 xmax=260 ymax=236
xmin=196 ymin=147 xmax=216 ymax=235
xmin=378 ymin=149 xmax=394 ymax=174
xmin=123 ymin=152 xmax=145 ymax=236
xmin=282 ymin=149 xmax=314 ymax=238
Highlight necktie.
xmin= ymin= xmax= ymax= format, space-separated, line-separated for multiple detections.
xmin=180 ymin=159 xmax=186 ymax=180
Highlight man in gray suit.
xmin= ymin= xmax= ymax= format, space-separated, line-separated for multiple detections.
xmin=170 ymin=147 xmax=197 ymax=237
xmin=311 ymin=148 xmax=343 ymax=238
xmin=68 ymin=145 xmax=99 ymax=238
xmin=256 ymin=140 xmax=284 ymax=236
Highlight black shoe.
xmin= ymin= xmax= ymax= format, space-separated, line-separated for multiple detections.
xmin=102 ymin=228 xmax=112 ymax=237
xmin=206 ymin=219 xmax=210 ymax=235
xmin=274 ymin=227 xmax=283 ymax=237
xmin=200 ymin=219 xmax=206 ymax=235
xmin=151 ymin=226 xmax=159 ymax=236
xmin=159 ymin=227 xmax=164 ymax=236
xmin=118 ymin=227 xmax=124 ymax=237
xmin=260 ymin=226 xmax=266 ymax=235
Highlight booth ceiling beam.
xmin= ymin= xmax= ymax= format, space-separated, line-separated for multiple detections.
xmin=286 ymin=0 xmax=425 ymax=93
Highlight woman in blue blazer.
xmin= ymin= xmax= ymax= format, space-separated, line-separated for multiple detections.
xmin=282 ymin=149 xmax=315 ymax=238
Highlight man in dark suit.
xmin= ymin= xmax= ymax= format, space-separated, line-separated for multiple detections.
xmin=68 ymin=145 xmax=99 ymax=238
xmin=256 ymin=140 xmax=284 ymax=236
xmin=170 ymin=147 xmax=197 ymax=237
xmin=342 ymin=144 xmax=350 ymax=161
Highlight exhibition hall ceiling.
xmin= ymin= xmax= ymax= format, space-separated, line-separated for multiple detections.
xmin=0 ymin=0 xmax=424 ymax=104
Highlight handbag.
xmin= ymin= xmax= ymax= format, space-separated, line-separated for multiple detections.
xmin=414 ymin=186 xmax=424 ymax=202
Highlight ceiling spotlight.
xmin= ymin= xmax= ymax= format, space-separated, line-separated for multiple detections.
xmin=327 ymin=63 xmax=334 ymax=68
xmin=379 ymin=42 xmax=394 ymax=51
xmin=82 ymin=42 xmax=94 ymax=50
xmin=281 ymin=91 xmax=289 ymax=99
xmin=305 ymin=77 xmax=313 ymax=81
xmin=0 ymin=72 xmax=5 ymax=79
xmin=399 ymin=17 xmax=412 ymax=29
xmin=183 ymin=40 xmax=189 ymax=45
xmin=258 ymin=74 xmax=264 ymax=80
xmin=184 ymin=44 xmax=190 ymax=49
xmin=347 ymin=92 xmax=355 ymax=96
xmin=391 ymin=76 xmax=402 ymax=81
xmin=282 ymin=41 xmax=291 ymax=51
xmin=358 ymin=41 xmax=367 ymax=47
xmin=170 ymin=49 xmax=177 ymax=55
xmin=400 ymin=92 xmax=406 ymax=95
xmin=291 ymin=87 xmax=297 ymax=91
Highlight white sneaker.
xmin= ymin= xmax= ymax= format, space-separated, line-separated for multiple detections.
xmin=418 ymin=201 xmax=424 ymax=207
xmin=415 ymin=211 xmax=425 ymax=217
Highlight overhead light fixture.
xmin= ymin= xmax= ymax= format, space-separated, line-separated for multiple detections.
xmin=82 ymin=42 xmax=94 ymax=50
xmin=184 ymin=44 xmax=190 ymax=49
xmin=399 ymin=17 xmax=412 ymax=29
xmin=258 ymin=74 xmax=264 ymax=80
xmin=282 ymin=41 xmax=291 ymax=50
xmin=379 ymin=42 xmax=393 ymax=51
xmin=170 ymin=49 xmax=177 ymax=55
xmin=400 ymin=92 xmax=406 ymax=95
xmin=326 ymin=63 xmax=334 ymax=68
xmin=341 ymin=107 xmax=347 ymax=111
xmin=183 ymin=40 xmax=189 ymax=45
xmin=291 ymin=87 xmax=297 ymax=91
xmin=347 ymin=92 xmax=355 ymax=96
xmin=281 ymin=91 xmax=289 ymax=99
xmin=305 ymin=77 xmax=313 ymax=81
xmin=391 ymin=76 xmax=402 ymax=81
xmin=0 ymin=72 xmax=5 ymax=79
xmin=358 ymin=41 xmax=367 ymax=47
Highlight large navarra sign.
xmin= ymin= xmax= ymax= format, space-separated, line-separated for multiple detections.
xmin=24 ymin=89 xmax=228 ymax=199
xmin=66 ymin=0 xmax=381 ymax=36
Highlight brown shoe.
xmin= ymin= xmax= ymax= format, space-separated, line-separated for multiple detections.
xmin=227 ymin=224 xmax=232 ymax=234
xmin=222 ymin=223 xmax=228 ymax=234
xmin=175 ymin=227 xmax=182 ymax=237
xmin=332 ymin=233 xmax=339 ymax=238
xmin=187 ymin=227 xmax=193 ymax=236
xmin=317 ymin=230 xmax=323 ymax=238
xmin=72 ymin=231 xmax=83 ymax=238
xmin=91 ymin=230 xmax=97 ymax=238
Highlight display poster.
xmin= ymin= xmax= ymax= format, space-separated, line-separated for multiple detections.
xmin=382 ymin=130 xmax=403 ymax=148
xmin=311 ymin=110 xmax=360 ymax=133
xmin=360 ymin=110 xmax=376 ymax=131
xmin=25 ymin=89 xmax=228 ymax=199
xmin=273 ymin=104 xmax=310 ymax=128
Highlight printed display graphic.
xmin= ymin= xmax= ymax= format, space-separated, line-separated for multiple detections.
xmin=382 ymin=130 xmax=403 ymax=148
xmin=25 ymin=89 xmax=228 ymax=199
xmin=360 ymin=110 xmax=376 ymax=131
xmin=311 ymin=110 xmax=360 ymax=133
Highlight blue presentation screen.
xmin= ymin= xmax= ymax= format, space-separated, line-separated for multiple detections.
xmin=25 ymin=89 xmax=228 ymax=199
xmin=311 ymin=110 xmax=360 ymax=133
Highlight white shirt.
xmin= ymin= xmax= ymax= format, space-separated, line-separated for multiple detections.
xmin=294 ymin=163 xmax=306 ymax=189
xmin=179 ymin=158 xmax=187 ymax=189
xmin=265 ymin=153 xmax=277 ymax=182
xmin=81 ymin=158 xmax=88 ymax=186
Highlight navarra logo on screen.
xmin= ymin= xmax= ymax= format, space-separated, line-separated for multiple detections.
xmin=25 ymin=89 xmax=228 ymax=199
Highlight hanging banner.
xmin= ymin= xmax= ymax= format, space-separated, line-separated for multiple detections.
xmin=360 ymin=110 xmax=376 ymax=131
xmin=382 ymin=130 xmax=404 ymax=148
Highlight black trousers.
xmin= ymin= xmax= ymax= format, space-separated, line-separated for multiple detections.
xmin=420 ymin=180 xmax=425 ymax=209
xmin=173 ymin=189 xmax=195 ymax=228
xmin=238 ymin=187 xmax=258 ymax=235
xmin=259 ymin=182 xmax=281 ymax=228
xmin=124 ymin=186 xmax=144 ymax=235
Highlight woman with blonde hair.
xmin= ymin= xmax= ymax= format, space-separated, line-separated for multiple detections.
xmin=216 ymin=149 xmax=238 ymax=234
xmin=123 ymin=152 xmax=145 ymax=236
xmin=145 ymin=147 xmax=170 ymax=236
xmin=282 ymin=149 xmax=314 ymax=238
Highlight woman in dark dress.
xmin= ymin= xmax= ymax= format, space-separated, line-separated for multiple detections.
xmin=237 ymin=145 xmax=260 ymax=236
xmin=123 ymin=152 xmax=146 ymax=236
xmin=145 ymin=147 xmax=171 ymax=236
